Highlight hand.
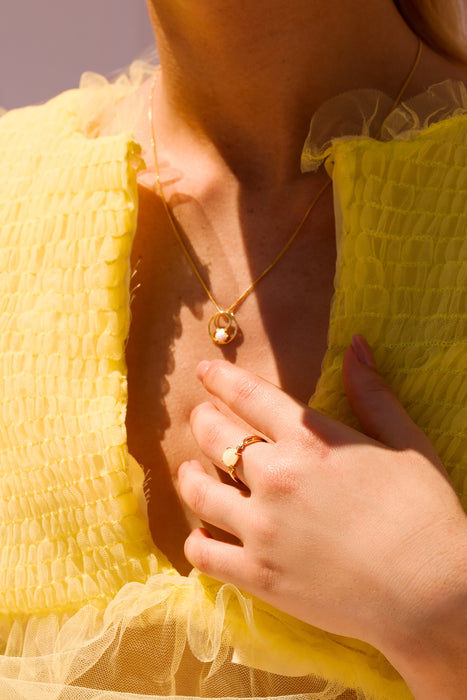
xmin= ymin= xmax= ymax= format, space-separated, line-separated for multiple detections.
xmin=178 ymin=336 xmax=467 ymax=696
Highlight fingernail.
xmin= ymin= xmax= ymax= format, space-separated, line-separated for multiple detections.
xmin=178 ymin=461 xmax=189 ymax=474
xmin=351 ymin=334 xmax=377 ymax=369
xmin=177 ymin=460 xmax=196 ymax=478
xmin=196 ymin=360 xmax=211 ymax=380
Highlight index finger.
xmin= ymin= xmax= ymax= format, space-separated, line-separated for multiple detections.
xmin=196 ymin=360 xmax=307 ymax=442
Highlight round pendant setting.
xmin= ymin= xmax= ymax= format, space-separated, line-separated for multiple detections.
xmin=208 ymin=311 xmax=239 ymax=344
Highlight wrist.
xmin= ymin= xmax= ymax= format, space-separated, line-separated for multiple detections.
xmin=383 ymin=523 xmax=467 ymax=699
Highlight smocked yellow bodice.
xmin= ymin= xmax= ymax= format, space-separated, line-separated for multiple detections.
xmin=0 ymin=85 xmax=465 ymax=700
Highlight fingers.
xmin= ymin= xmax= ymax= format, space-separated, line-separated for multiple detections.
xmin=178 ymin=460 xmax=248 ymax=538
xmin=190 ymin=401 xmax=272 ymax=486
xmin=343 ymin=335 xmax=440 ymax=459
xmin=196 ymin=360 xmax=305 ymax=442
xmin=184 ymin=528 xmax=257 ymax=593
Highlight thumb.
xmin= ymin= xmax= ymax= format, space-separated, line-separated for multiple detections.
xmin=343 ymin=335 xmax=435 ymax=456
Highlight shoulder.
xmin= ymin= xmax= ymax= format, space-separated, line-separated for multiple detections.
xmin=0 ymin=89 xmax=85 ymax=152
xmin=0 ymin=86 xmax=142 ymax=234
xmin=0 ymin=76 xmax=139 ymax=146
xmin=0 ymin=85 xmax=142 ymax=177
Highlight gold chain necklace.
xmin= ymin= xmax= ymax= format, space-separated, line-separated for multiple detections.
xmin=149 ymin=39 xmax=422 ymax=345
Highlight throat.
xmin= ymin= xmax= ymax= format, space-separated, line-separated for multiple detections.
xmin=149 ymin=0 xmax=420 ymax=182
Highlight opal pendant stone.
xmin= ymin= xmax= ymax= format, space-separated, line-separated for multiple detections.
xmin=208 ymin=311 xmax=239 ymax=344
xmin=214 ymin=328 xmax=229 ymax=343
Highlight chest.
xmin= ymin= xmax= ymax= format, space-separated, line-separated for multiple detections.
xmin=125 ymin=181 xmax=336 ymax=571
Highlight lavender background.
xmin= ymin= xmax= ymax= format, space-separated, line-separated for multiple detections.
xmin=0 ymin=0 xmax=154 ymax=109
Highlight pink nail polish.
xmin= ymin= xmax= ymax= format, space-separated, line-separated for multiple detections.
xmin=351 ymin=334 xmax=377 ymax=368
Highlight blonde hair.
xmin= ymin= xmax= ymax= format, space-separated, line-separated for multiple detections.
xmin=395 ymin=0 xmax=467 ymax=65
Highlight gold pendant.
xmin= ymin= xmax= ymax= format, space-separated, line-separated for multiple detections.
xmin=208 ymin=311 xmax=239 ymax=344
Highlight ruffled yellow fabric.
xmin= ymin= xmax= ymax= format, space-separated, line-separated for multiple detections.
xmin=301 ymin=79 xmax=467 ymax=172
xmin=311 ymin=107 xmax=467 ymax=506
xmin=0 ymin=76 xmax=466 ymax=700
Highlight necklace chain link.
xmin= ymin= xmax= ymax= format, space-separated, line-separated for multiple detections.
xmin=149 ymin=39 xmax=422 ymax=344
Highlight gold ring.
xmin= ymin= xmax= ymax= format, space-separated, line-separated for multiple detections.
xmin=222 ymin=435 xmax=266 ymax=483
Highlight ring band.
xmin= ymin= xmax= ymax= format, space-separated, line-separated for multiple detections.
xmin=222 ymin=435 xmax=266 ymax=483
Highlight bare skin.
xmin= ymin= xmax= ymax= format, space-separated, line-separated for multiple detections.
xmin=126 ymin=164 xmax=335 ymax=569
xmin=120 ymin=3 xmax=467 ymax=694
xmin=180 ymin=351 xmax=467 ymax=699
xmin=125 ymin=0 xmax=466 ymax=571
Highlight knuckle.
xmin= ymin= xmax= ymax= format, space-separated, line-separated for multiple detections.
xmin=185 ymin=537 xmax=211 ymax=573
xmin=231 ymin=374 xmax=260 ymax=405
xmin=364 ymin=375 xmax=399 ymax=407
xmin=261 ymin=461 xmax=298 ymax=497
xmin=282 ymin=425 xmax=332 ymax=466
xmin=288 ymin=425 xmax=331 ymax=462
xmin=202 ymin=421 xmax=223 ymax=452
xmin=245 ymin=517 xmax=280 ymax=591
xmin=399 ymin=446 xmax=430 ymax=469
xmin=250 ymin=511 xmax=278 ymax=550
xmin=181 ymin=473 xmax=208 ymax=516
xmin=252 ymin=559 xmax=279 ymax=593
xmin=191 ymin=480 xmax=209 ymax=516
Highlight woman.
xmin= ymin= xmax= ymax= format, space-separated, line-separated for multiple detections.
xmin=0 ymin=0 xmax=465 ymax=698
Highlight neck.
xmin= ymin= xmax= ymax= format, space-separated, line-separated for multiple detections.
xmin=146 ymin=0 xmax=419 ymax=183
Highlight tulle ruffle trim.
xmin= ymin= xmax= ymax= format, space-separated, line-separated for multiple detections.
xmin=2 ymin=56 xmax=462 ymax=700
xmin=75 ymin=52 xmax=467 ymax=180
xmin=301 ymin=79 xmax=467 ymax=172
xmin=77 ymin=49 xmax=159 ymax=139
xmin=0 ymin=566 xmax=410 ymax=700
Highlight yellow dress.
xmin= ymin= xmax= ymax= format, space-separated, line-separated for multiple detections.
xmin=0 ymin=72 xmax=465 ymax=699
